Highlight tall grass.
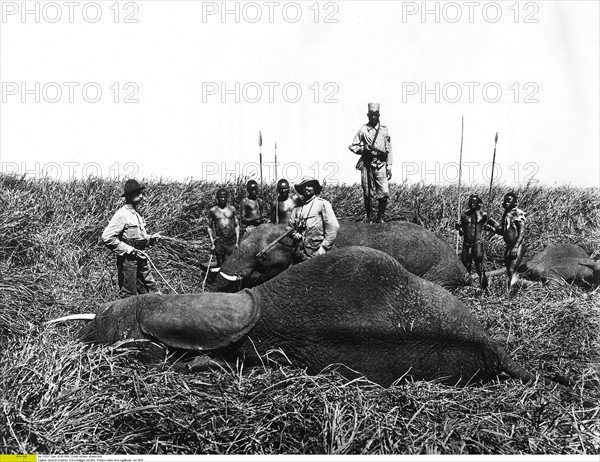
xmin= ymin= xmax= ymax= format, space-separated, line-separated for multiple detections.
xmin=1 ymin=174 xmax=599 ymax=455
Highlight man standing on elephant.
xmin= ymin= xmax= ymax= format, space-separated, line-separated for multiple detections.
xmin=207 ymin=188 xmax=240 ymax=268
xmin=102 ymin=179 xmax=162 ymax=298
xmin=487 ymin=192 xmax=526 ymax=292
xmin=349 ymin=102 xmax=393 ymax=223
xmin=455 ymin=194 xmax=489 ymax=290
xmin=288 ymin=177 xmax=339 ymax=261
xmin=270 ymin=178 xmax=299 ymax=225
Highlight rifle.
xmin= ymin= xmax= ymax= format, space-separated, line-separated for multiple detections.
xmin=256 ymin=228 xmax=294 ymax=258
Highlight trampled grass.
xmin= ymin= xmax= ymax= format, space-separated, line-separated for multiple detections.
xmin=1 ymin=174 xmax=599 ymax=455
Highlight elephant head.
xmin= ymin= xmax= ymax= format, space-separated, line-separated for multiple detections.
xmin=212 ymin=224 xmax=294 ymax=291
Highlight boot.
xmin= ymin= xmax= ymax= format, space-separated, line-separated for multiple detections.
xmin=364 ymin=197 xmax=373 ymax=223
xmin=375 ymin=198 xmax=388 ymax=223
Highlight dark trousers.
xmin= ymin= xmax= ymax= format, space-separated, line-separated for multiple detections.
xmin=117 ymin=254 xmax=158 ymax=298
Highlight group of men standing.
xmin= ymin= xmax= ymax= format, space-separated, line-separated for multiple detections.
xmin=101 ymin=101 xmax=523 ymax=298
xmin=456 ymin=192 xmax=526 ymax=292
xmin=206 ymin=175 xmax=340 ymax=268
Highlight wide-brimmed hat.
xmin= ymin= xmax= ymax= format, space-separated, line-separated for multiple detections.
xmin=294 ymin=176 xmax=322 ymax=195
xmin=121 ymin=179 xmax=146 ymax=197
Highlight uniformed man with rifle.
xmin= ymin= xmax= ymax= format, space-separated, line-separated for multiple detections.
xmin=349 ymin=102 xmax=393 ymax=223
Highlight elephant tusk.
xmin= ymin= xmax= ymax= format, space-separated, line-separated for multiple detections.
xmin=219 ymin=272 xmax=240 ymax=282
xmin=47 ymin=313 xmax=96 ymax=324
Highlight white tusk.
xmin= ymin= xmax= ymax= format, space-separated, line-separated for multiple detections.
xmin=219 ymin=272 xmax=239 ymax=282
xmin=46 ymin=313 xmax=96 ymax=324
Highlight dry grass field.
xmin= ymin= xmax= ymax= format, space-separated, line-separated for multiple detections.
xmin=1 ymin=174 xmax=599 ymax=455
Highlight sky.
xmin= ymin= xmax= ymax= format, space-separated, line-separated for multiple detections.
xmin=1 ymin=0 xmax=599 ymax=188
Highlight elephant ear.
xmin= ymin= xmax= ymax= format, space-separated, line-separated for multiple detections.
xmin=137 ymin=291 xmax=260 ymax=351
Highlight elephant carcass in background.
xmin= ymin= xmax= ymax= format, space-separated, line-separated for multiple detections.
xmin=78 ymin=247 xmax=536 ymax=387
xmin=519 ymin=243 xmax=600 ymax=287
xmin=214 ymin=222 xmax=468 ymax=291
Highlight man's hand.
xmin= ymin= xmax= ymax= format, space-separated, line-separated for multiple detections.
xmin=386 ymin=167 xmax=392 ymax=180
xmin=292 ymin=232 xmax=303 ymax=241
xmin=149 ymin=232 xmax=162 ymax=246
xmin=509 ymin=247 xmax=518 ymax=258
xmin=316 ymin=246 xmax=326 ymax=256
xmin=131 ymin=249 xmax=148 ymax=260
xmin=210 ymin=241 xmax=215 ymax=252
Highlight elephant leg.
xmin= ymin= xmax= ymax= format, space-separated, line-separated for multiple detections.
xmin=376 ymin=198 xmax=388 ymax=223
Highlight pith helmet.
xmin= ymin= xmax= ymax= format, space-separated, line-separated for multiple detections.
xmin=121 ymin=179 xmax=145 ymax=197
xmin=294 ymin=176 xmax=322 ymax=195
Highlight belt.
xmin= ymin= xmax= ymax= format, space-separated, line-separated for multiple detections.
xmin=122 ymin=237 xmax=148 ymax=250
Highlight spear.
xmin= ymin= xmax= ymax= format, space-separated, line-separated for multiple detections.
xmin=258 ymin=130 xmax=263 ymax=186
xmin=485 ymin=132 xmax=499 ymax=242
xmin=488 ymin=132 xmax=499 ymax=202
xmin=274 ymin=141 xmax=278 ymax=181
xmin=455 ymin=116 xmax=464 ymax=254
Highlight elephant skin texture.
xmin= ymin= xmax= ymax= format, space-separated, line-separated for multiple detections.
xmin=519 ymin=244 xmax=600 ymax=287
xmin=79 ymin=247 xmax=534 ymax=387
xmin=214 ymin=222 xmax=468 ymax=292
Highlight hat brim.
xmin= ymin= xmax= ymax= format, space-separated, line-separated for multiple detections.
xmin=122 ymin=186 xmax=146 ymax=197
xmin=295 ymin=180 xmax=322 ymax=194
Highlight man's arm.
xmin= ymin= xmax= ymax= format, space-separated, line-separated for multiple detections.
xmin=385 ymin=127 xmax=393 ymax=166
xmin=206 ymin=208 xmax=216 ymax=248
xmin=455 ymin=212 xmax=467 ymax=236
xmin=102 ymin=210 xmax=134 ymax=256
xmin=514 ymin=219 xmax=525 ymax=248
xmin=348 ymin=128 xmax=367 ymax=155
xmin=485 ymin=217 xmax=502 ymax=235
xmin=270 ymin=199 xmax=278 ymax=224
xmin=320 ymin=201 xmax=340 ymax=251
xmin=259 ymin=198 xmax=266 ymax=223
xmin=232 ymin=208 xmax=240 ymax=246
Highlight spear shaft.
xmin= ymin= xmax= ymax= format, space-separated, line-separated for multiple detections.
xmin=258 ymin=130 xmax=263 ymax=186
xmin=455 ymin=116 xmax=464 ymax=254
xmin=274 ymin=141 xmax=278 ymax=181
xmin=488 ymin=132 xmax=499 ymax=202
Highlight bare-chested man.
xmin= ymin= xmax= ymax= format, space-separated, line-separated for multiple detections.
xmin=487 ymin=192 xmax=526 ymax=291
xmin=455 ymin=194 xmax=489 ymax=290
xmin=240 ymin=180 xmax=265 ymax=233
xmin=207 ymin=188 xmax=240 ymax=267
xmin=270 ymin=178 xmax=299 ymax=224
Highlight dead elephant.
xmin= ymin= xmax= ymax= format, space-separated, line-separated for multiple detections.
xmin=519 ymin=243 xmax=600 ymax=287
xmin=214 ymin=221 xmax=468 ymax=291
xmin=66 ymin=247 xmax=546 ymax=387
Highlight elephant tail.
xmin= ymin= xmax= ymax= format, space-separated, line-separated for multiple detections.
xmin=46 ymin=313 xmax=96 ymax=324
xmin=501 ymin=355 xmax=575 ymax=387
xmin=500 ymin=356 xmax=536 ymax=383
